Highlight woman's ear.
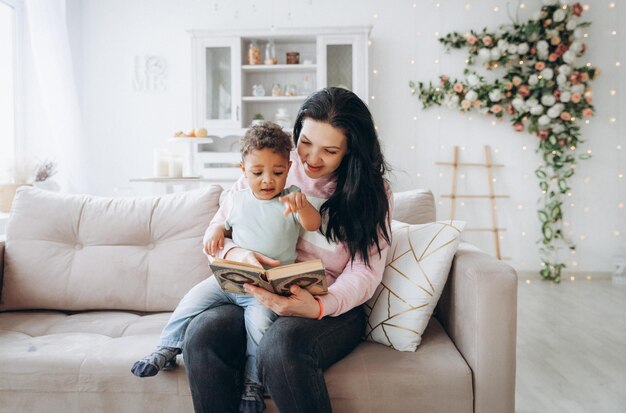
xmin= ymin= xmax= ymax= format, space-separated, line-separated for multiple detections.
xmin=239 ymin=161 xmax=246 ymax=176
xmin=287 ymin=160 xmax=292 ymax=171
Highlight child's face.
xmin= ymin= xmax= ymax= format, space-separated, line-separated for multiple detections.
xmin=240 ymin=148 xmax=291 ymax=200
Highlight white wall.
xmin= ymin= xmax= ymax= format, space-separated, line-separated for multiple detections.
xmin=58 ymin=0 xmax=624 ymax=273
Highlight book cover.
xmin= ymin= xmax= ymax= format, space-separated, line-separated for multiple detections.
xmin=209 ymin=258 xmax=327 ymax=296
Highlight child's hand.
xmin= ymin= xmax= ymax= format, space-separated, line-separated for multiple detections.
xmin=279 ymin=192 xmax=309 ymax=216
xmin=204 ymin=226 xmax=225 ymax=256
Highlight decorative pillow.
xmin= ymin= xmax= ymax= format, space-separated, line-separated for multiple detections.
xmin=392 ymin=189 xmax=435 ymax=225
xmin=364 ymin=219 xmax=466 ymax=351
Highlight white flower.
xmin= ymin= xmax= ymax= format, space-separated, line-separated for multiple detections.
xmin=563 ymin=51 xmax=575 ymax=63
xmin=573 ymin=28 xmax=583 ymax=40
xmin=512 ymin=98 xmax=525 ymax=110
xmin=489 ymin=89 xmax=502 ymax=102
xmin=538 ymin=50 xmax=549 ymax=60
xmin=570 ymin=42 xmax=582 ymax=53
xmin=553 ymin=9 xmax=566 ymax=22
xmin=552 ymin=123 xmax=565 ymax=134
xmin=490 ymin=48 xmax=501 ymax=60
xmin=531 ymin=105 xmax=544 ymax=115
xmin=479 ymin=48 xmax=491 ymax=60
xmin=541 ymin=95 xmax=556 ymax=107
xmin=527 ymin=98 xmax=539 ymax=107
xmin=529 ymin=74 xmax=539 ymax=86
xmin=566 ymin=20 xmax=577 ymax=31
xmin=559 ymin=64 xmax=572 ymax=75
xmin=557 ymin=74 xmax=568 ymax=85
xmin=497 ymin=39 xmax=508 ymax=51
xmin=447 ymin=95 xmax=460 ymax=109
xmin=537 ymin=40 xmax=549 ymax=52
xmin=547 ymin=104 xmax=564 ymax=118
xmin=538 ymin=115 xmax=551 ymax=126
xmin=467 ymin=74 xmax=480 ymax=86
xmin=541 ymin=68 xmax=554 ymax=80
xmin=560 ymin=91 xmax=571 ymax=103
xmin=465 ymin=90 xmax=478 ymax=102
xmin=507 ymin=44 xmax=518 ymax=54
xmin=517 ymin=43 xmax=529 ymax=55
xmin=571 ymin=84 xmax=585 ymax=94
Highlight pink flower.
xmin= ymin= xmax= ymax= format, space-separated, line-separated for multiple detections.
xmin=513 ymin=123 xmax=525 ymax=132
xmin=549 ymin=53 xmax=559 ymax=62
xmin=483 ymin=35 xmax=493 ymax=46
xmin=585 ymin=95 xmax=593 ymax=104
xmin=582 ymin=108 xmax=594 ymax=117
xmin=440 ymin=74 xmax=449 ymax=85
xmin=553 ymin=89 xmax=561 ymax=99
xmin=461 ymin=100 xmax=471 ymax=110
xmin=491 ymin=104 xmax=502 ymax=114
xmin=467 ymin=35 xmax=478 ymax=45
xmin=561 ymin=112 xmax=572 ymax=121
xmin=581 ymin=72 xmax=589 ymax=82
xmin=555 ymin=43 xmax=568 ymax=56
xmin=535 ymin=62 xmax=546 ymax=71
xmin=507 ymin=104 xmax=516 ymax=115
xmin=505 ymin=81 xmax=513 ymax=90
xmin=573 ymin=3 xmax=583 ymax=16
xmin=453 ymin=83 xmax=464 ymax=93
xmin=570 ymin=72 xmax=582 ymax=85
xmin=558 ymin=139 xmax=565 ymax=146
xmin=538 ymin=130 xmax=550 ymax=140
xmin=518 ymin=85 xmax=530 ymax=97
xmin=512 ymin=76 xmax=523 ymax=86
xmin=530 ymin=47 xmax=537 ymax=54
xmin=571 ymin=93 xmax=582 ymax=103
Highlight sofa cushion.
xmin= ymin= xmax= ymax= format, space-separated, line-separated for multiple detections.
xmin=0 ymin=310 xmax=472 ymax=413
xmin=392 ymin=189 xmax=435 ymax=224
xmin=0 ymin=186 xmax=223 ymax=312
xmin=364 ymin=220 xmax=465 ymax=351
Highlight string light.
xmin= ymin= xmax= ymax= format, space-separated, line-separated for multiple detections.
xmin=494 ymin=6 xmax=499 ymax=12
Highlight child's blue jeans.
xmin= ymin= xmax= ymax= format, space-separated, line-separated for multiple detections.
xmin=159 ymin=275 xmax=277 ymax=383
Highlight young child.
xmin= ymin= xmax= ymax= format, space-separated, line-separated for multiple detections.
xmin=131 ymin=122 xmax=321 ymax=413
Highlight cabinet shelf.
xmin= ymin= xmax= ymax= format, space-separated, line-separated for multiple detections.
xmin=242 ymin=96 xmax=307 ymax=103
xmin=242 ymin=64 xmax=316 ymax=72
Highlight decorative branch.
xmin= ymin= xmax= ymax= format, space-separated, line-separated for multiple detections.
xmin=410 ymin=0 xmax=598 ymax=283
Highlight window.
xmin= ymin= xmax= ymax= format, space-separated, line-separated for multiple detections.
xmin=0 ymin=0 xmax=17 ymax=181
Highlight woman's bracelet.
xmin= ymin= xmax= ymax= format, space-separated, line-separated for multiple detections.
xmin=314 ymin=297 xmax=324 ymax=320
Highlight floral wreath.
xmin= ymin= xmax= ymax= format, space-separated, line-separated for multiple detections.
xmin=410 ymin=0 xmax=599 ymax=282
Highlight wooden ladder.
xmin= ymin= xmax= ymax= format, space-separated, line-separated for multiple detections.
xmin=437 ymin=145 xmax=510 ymax=260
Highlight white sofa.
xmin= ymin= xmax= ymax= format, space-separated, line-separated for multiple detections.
xmin=0 ymin=186 xmax=517 ymax=413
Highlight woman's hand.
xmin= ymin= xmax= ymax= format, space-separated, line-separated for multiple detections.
xmin=243 ymin=284 xmax=320 ymax=318
xmin=225 ymin=247 xmax=281 ymax=268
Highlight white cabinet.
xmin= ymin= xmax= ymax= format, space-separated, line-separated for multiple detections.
xmin=190 ymin=26 xmax=370 ymax=133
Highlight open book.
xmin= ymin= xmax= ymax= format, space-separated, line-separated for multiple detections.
xmin=209 ymin=258 xmax=327 ymax=296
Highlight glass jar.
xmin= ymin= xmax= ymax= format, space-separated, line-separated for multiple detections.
xmin=286 ymin=51 xmax=300 ymax=64
xmin=247 ymin=41 xmax=261 ymax=65
xmin=264 ymin=40 xmax=277 ymax=65
xmin=271 ymin=83 xmax=281 ymax=97
xmin=252 ymin=84 xmax=266 ymax=97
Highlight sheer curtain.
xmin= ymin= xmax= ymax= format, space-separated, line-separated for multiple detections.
xmin=23 ymin=0 xmax=87 ymax=193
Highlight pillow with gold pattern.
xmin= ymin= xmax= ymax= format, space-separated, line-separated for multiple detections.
xmin=364 ymin=219 xmax=465 ymax=351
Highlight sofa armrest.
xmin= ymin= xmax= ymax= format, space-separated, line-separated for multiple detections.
xmin=0 ymin=240 xmax=4 ymax=299
xmin=436 ymin=242 xmax=517 ymax=413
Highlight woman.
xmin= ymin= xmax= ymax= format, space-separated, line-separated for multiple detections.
xmin=184 ymin=87 xmax=391 ymax=413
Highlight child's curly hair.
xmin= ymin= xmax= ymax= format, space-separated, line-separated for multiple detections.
xmin=240 ymin=121 xmax=293 ymax=160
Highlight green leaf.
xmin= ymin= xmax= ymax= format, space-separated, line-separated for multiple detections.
xmin=542 ymin=223 xmax=554 ymax=241
xmin=538 ymin=210 xmax=549 ymax=223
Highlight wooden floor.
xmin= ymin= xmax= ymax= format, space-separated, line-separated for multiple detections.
xmin=515 ymin=275 xmax=626 ymax=413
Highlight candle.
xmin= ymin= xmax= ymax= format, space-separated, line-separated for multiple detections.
xmin=168 ymin=155 xmax=183 ymax=178
xmin=153 ymin=149 xmax=169 ymax=177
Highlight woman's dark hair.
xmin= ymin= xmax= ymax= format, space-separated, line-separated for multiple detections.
xmin=292 ymin=87 xmax=391 ymax=267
